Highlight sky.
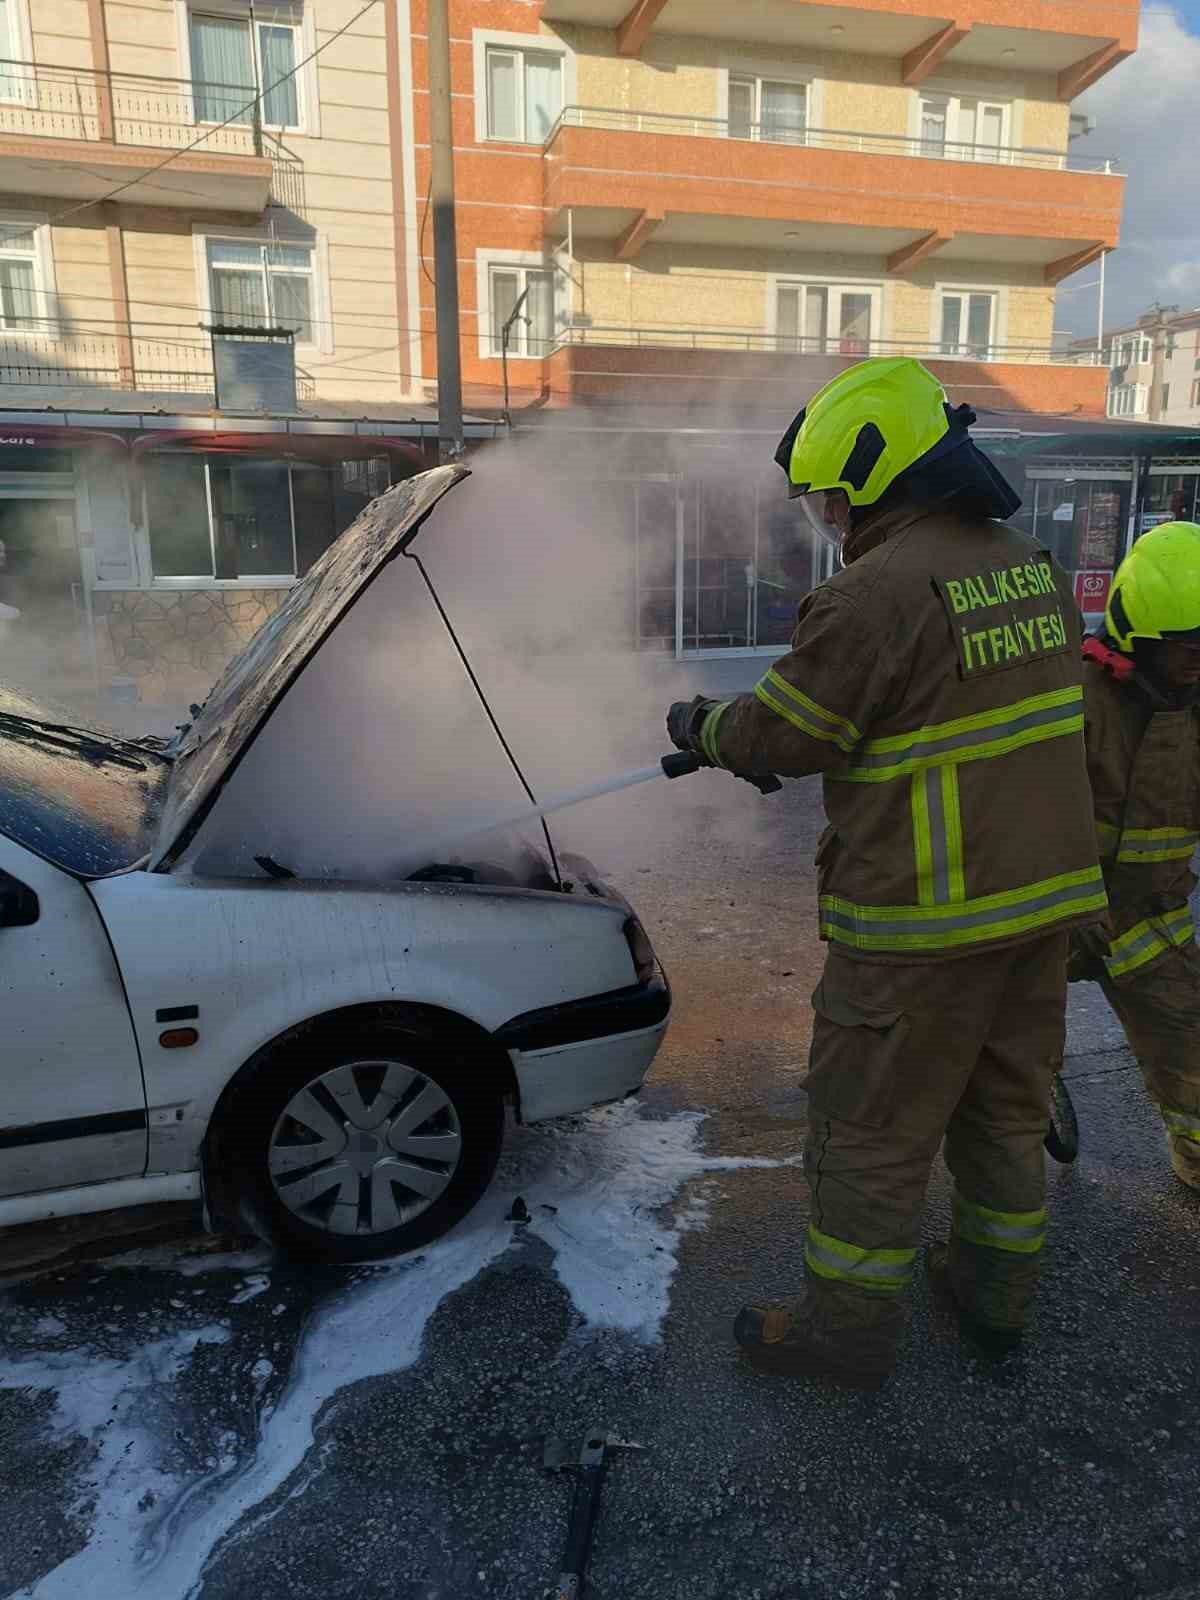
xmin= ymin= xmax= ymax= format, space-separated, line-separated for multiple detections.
xmin=1055 ymin=2 xmax=1200 ymax=338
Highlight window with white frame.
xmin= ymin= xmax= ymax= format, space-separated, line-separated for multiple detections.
xmin=1109 ymin=383 xmax=1147 ymax=418
xmin=488 ymin=263 xmax=554 ymax=356
xmin=0 ymin=0 xmax=33 ymax=105
xmin=1110 ymin=333 xmax=1152 ymax=368
xmin=484 ymin=44 xmax=562 ymax=142
xmin=940 ymin=290 xmax=996 ymax=359
xmin=775 ymin=282 xmax=876 ymax=354
xmin=189 ymin=7 xmax=302 ymax=129
xmin=728 ymin=74 xmax=808 ymax=144
xmin=145 ymin=453 xmax=394 ymax=581
xmin=919 ymin=92 xmax=1009 ymax=161
xmin=206 ymin=237 xmax=314 ymax=343
xmin=0 ymin=225 xmax=41 ymax=331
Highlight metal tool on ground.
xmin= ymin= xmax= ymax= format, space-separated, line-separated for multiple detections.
xmin=542 ymin=1429 xmax=646 ymax=1600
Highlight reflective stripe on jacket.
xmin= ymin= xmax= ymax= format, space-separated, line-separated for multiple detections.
xmin=708 ymin=502 xmax=1104 ymax=960
xmin=1082 ymin=658 xmax=1200 ymax=983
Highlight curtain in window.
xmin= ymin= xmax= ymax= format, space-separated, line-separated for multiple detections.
xmin=728 ymin=77 xmax=755 ymax=141
xmin=523 ymin=52 xmax=561 ymax=142
xmin=920 ymin=97 xmax=947 ymax=156
xmin=775 ymin=286 xmax=799 ymax=351
xmin=259 ymin=24 xmax=298 ymax=128
xmin=966 ymin=293 xmax=994 ymax=356
xmin=805 ymin=286 xmax=829 ymax=350
xmin=487 ymin=49 xmax=518 ymax=140
xmin=761 ymin=82 xmax=806 ymax=144
xmin=210 ymin=241 xmax=268 ymax=326
xmin=191 ymin=14 xmax=254 ymax=124
xmin=270 ymin=269 xmax=312 ymax=342
xmin=490 ymin=268 xmax=520 ymax=355
xmin=0 ymin=258 xmax=35 ymax=327
xmin=526 ymin=269 xmax=555 ymax=354
xmin=0 ymin=0 xmax=18 ymax=105
xmin=941 ymin=294 xmax=963 ymax=353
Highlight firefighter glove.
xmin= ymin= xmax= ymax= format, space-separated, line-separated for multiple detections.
xmin=667 ymin=695 xmax=720 ymax=761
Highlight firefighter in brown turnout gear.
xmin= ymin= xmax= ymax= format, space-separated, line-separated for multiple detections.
xmin=1072 ymin=521 xmax=1200 ymax=1193
xmin=667 ymin=358 xmax=1104 ymax=1390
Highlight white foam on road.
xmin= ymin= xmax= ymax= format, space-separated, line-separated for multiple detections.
xmin=1 ymin=1105 xmax=796 ymax=1599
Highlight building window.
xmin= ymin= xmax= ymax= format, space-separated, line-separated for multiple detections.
xmin=206 ymin=238 xmax=314 ymax=343
xmin=189 ymin=8 xmax=301 ymax=129
xmin=1162 ymin=384 xmax=1171 ymax=412
xmin=0 ymin=225 xmax=39 ymax=331
xmin=485 ymin=45 xmax=562 ymax=142
xmin=728 ymin=75 xmax=807 ymax=144
xmin=1110 ymin=383 xmax=1147 ymax=418
xmin=776 ymin=283 xmax=875 ymax=354
xmin=1192 ymin=378 xmax=1200 ymax=408
xmin=940 ymin=290 xmax=995 ymax=358
xmin=919 ymin=92 xmax=1008 ymax=161
xmin=488 ymin=264 xmax=554 ymax=356
xmin=145 ymin=454 xmax=393 ymax=581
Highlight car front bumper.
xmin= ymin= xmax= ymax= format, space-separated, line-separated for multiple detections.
xmin=496 ymin=976 xmax=670 ymax=1124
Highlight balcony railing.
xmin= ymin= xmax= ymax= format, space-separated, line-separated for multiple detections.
xmin=0 ymin=58 xmax=269 ymax=157
xmin=0 ymin=328 xmax=315 ymax=400
xmin=555 ymin=325 xmax=1106 ymax=366
xmin=546 ymin=106 xmax=1121 ymax=176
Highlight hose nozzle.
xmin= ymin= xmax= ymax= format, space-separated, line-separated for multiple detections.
xmin=660 ymin=750 xmax=782 ymax=796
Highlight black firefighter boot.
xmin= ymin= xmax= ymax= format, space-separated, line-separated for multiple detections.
xmin=925 ymin=1240 xmax=1027 ymax=1358
xmin=733 ymin=1277 xmax=904 ymax=1392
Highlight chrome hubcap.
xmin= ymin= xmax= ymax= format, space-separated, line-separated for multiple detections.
xmin=268 ymin=1058 xmax=463 ymax=1236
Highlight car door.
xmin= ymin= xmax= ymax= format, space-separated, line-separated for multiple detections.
xmin=0 ymin=833 xmax=147 ymax=1198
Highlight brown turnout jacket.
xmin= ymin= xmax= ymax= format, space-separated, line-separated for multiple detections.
xmin=703 ymin=501 xmax=1104 ymax=960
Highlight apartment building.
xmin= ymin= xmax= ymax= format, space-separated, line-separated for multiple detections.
xmin=0 ymin=0 xmax=478 ymax=708
xmin=401 ymin=0 xmax=1137 ymax=653
xmin=0 ymin=0 xmax=1143 ymax=697
xmin=1081 ymin=306 xmax=1200 ymax=428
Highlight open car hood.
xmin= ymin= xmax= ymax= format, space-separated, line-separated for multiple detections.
xmin=149 ymin=464 xmax=469 ymax=871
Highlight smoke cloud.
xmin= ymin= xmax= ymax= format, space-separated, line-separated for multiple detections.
xmin=184 ymin=422 xmax=821 ymax=887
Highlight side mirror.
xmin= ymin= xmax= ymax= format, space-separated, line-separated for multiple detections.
xmin=0 ymin=868 xmax=38 ymax=928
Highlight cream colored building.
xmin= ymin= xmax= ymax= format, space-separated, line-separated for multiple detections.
xmin=0 ymin=0 xmax=1138 ymax=698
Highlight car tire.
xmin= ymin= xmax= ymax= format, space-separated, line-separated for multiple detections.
xmin=223 ymin=1022 xmax=505 ymax=1264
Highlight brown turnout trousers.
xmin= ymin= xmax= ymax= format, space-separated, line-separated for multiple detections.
xmin=805 ymin=933 xmax=1068 ymax=1346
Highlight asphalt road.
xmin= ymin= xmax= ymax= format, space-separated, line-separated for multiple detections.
xmin=1 ymin=776 xmax=1198 ymax=1600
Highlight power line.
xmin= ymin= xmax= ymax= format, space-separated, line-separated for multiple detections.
xmin=0 ymin=0 xmax=380 ymax=246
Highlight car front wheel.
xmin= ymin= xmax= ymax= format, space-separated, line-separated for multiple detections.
xmin=225 ymin=1023 xmax=505 ymax=1263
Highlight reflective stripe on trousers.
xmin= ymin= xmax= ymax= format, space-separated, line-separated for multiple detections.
xmin=1103 ymin=907 xmax=1195 ymax=980
xmin=952 ymin=1192 xmax=1047 ymax=1256
xmin=1113 ymin=826 xmax=1199 ymax=865
xmin=804 ymin=1224 xmax=916 ymax=1294
xmin=1160 ymin=1102 xmax=1200 ymax=1144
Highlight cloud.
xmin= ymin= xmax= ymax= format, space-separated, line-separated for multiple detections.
xmin=1055 ymin=5 xmax=1200 ymax=336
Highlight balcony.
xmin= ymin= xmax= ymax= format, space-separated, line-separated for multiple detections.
xmin=539 ymin=1 xmax=1138 ymax=94
xmin=0 ymin=329 xmax=315 ymax=402
xmin=0 ymin=60 xmax=275 ymax=214
xmin=544 ymin=326 xmax=1110 ymax=417
xmin=544 ymin=107 xmax=1123 ymax=282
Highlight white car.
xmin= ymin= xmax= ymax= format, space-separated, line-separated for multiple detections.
xmin=0 ymin=466 xmax=669 ymax=1263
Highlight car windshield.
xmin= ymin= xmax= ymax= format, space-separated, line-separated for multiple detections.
xmin=0 ymin=684 xmax=171 ymax=877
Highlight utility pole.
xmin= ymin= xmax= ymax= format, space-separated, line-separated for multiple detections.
xmin=427 ymin=0 xmax=465 ymax=462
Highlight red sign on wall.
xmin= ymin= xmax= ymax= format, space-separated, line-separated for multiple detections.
xmin=1074 ymin=569 xmax=1113 ymax=614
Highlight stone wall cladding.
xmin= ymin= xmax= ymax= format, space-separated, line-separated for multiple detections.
xmin=93 ymin=587 xmax=287 ymax=706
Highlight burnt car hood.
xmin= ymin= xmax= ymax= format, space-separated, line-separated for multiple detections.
xmin=149 ymin=464 xmax=469 ymax=872
xmin=0 ymin=683 xmax=171 ymax=878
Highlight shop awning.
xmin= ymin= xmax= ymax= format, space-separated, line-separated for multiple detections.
xmin=130 ymin=429 xmax=428 ymax=469
xmin=0 ymin=422 xmax=131 ymax=451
